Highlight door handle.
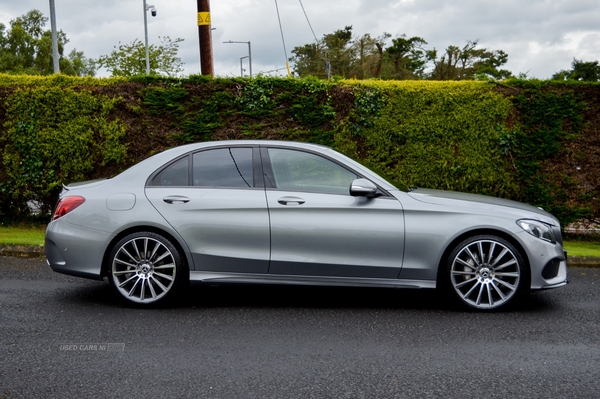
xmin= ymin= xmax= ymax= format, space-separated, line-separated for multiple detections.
xmin=277 ymin=196 xmax=305 ymax=206
xmin=163 ymin=195 xmax=190 ymax=204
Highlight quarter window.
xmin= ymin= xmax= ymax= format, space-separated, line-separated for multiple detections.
xmin=152 ymin=156 xmax=189 ymax=186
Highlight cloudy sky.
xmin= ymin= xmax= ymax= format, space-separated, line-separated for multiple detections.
xmin=1 ymin=0 xmax=599 ymax=78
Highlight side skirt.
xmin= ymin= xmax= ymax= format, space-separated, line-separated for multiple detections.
xmin=189 ymin=271 xmax=436 ymax=289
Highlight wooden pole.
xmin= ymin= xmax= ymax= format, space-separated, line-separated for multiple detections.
xmin=197 ymin=0 xmax=214 ymax=76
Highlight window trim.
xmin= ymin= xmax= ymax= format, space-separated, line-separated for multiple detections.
xmin=260 ymin=145 xmax=392 ymax=197
xmin=146 ymin=145 xmax=263 ymax=189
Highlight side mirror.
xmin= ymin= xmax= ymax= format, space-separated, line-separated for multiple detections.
xmin=350 ymin=178 xmax=378 ymax=198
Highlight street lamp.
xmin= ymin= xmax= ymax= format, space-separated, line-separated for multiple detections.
xmin=240 ymin=56 xmax=249 ymax=77
xmin=224 ymin=40 xmax=252 ymax=77
xmin=143 ymin=0 xmax=157 ymax=75
xmin=49 ymin=0 xmax=59 ymax=73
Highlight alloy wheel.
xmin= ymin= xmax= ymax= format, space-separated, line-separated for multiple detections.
xmin=111 ymin=235 xmax=177 ymax=304
xmin=450 ymin=238 xmax=522 ymax=310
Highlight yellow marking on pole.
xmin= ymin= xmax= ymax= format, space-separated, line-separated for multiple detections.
xmin=285 ymin=62 xmax=292 ymax=77
xmin=198 ymin=12 xmax=211 ymax=26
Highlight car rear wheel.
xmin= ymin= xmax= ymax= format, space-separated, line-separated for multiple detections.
xmin=447 ymin=235 xmax=526 ymax=310
xmin=108 ymin=232 xmax=185 ymax=305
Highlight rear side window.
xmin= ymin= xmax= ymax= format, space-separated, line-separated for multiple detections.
xmin=152 ymin=157 xmax=189 ymax=186
xmin=193 ymin=148 xmax=253 ymax=188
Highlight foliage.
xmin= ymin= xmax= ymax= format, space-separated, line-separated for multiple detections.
xmin=96 ymin=36 xmax=184 ymax=77
xmin=0 ymin=74 xmax=599 ymax=229
xmin=0 ymin=9 xmax=95 ymax=76
xmin=336 ymin=81 xmax=517 ymax=197
xmin=291 ymin=26 xmax=355 ymax=79
xmin=385 ymin=35 xmax=428 ymax=79
xmin=139 ymin=76 xmax=337 ymax=145
xmin=345 ymin=85 xmax=386 ymax=136
xmin=0 ymin=73 xmax=127 ymax=87
xmin=350 ymin=32 xmax=391 ymax=79
xmin=427 ymin=40 xmax=512 ymax=80
xmin=500 ymin=82 xmax=587 ymax=225
xmin=552 ymin=58 xmax=600 ymax=82
xmin=1 ymin=86 xmax=127 ymax=217
xmin=235 ymin=76 xmax=276 ymax=117
xmin=290 ymin=28 xmax=511 ymax=81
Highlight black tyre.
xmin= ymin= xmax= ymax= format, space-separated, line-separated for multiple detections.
xmin=108 ymin=232 xmax=186 ymax=305
xmin=445 ymin=235 xmax=527 ymax=310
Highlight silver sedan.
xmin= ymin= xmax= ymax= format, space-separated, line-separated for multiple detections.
xmin=46 ymin=141 xmax=568 ymax=310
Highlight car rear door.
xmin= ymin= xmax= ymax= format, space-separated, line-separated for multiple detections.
xmin=145 ymin=146 xmax=270 ymax=274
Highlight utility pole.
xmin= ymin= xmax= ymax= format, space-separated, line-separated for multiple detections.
xmin=197 ymin=0 xmax=214 ymax=76
xmin=49 ymin=0 xmax=60 ymax=73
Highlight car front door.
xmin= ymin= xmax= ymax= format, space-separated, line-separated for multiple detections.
xmin=145 ymin=146 xmax=270 ymax=274
xmin=262 ymin=147 xmax=405 ymax=279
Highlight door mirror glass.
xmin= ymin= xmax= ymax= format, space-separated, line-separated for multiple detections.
xmin=350 ymin=178 xmax=377 ymax=198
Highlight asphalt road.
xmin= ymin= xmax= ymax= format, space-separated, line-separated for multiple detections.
xmin=1 ymin=256 xmax=599 ymax=399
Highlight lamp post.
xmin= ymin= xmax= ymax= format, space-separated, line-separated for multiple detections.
xmin=224 ymin=41 xmax=252 ymax=77
xmin=49 ymin=0 xmax=59 ymax=73
xmin=143 ymin=0 xmax=157 ymax=75
xmin=240 ymin=56 xmax=249 ymax=77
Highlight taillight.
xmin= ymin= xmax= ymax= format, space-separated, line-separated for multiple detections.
xmin=52 ymin=196 xmax=86 ymax=221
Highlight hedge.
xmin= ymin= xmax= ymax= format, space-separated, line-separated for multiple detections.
xmin=0 ymin=74 xmax=598 ymax=228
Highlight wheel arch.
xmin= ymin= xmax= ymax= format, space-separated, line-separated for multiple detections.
xmin=436 ymin=228 xmax=531 ymax=287
xmin=101 ymin=225 xmax=191 ymax=278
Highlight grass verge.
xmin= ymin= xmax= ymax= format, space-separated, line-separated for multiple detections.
xmin=563 ymin=240 xmax=600 ymax=258
xmin=0 ymin=226 xmax=45 ymax=246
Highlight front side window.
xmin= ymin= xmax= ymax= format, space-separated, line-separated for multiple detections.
xmin=193 ymin=148 xmax=253 ymax=188
xmin=267 ymin=148 xmax=357 ymax=195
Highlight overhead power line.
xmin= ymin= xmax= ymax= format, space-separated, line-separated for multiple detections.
xmin=299 ymin=0 xmax=318 ymax=44
xmin=274 ymin=0 xmax=292 ymax=77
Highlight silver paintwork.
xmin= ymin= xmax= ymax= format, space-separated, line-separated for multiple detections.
xmin=46 ymin=140 xmax=568 ymax=309
xmin=350 ymin=178 xmax=378 ymax=198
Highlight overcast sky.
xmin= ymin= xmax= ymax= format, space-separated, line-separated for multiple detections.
xmin=1 ymin=0 xmax=599 ymax=78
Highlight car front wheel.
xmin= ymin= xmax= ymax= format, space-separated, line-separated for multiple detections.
xmin=447 ymin=235 xmax=527 ymax=310
xmin=108 ymin=232 xmax=186 ymax=305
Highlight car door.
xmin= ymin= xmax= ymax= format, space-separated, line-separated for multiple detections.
xmin=262 ymin=146 xmax=405 ymax=279
xmin=145 ymin=146 xmax=270 ymax=274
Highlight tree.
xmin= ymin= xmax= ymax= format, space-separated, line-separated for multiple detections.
xmin=0 ymin=9 xmax=95 ymax=76
xmin=96 ymin=36 xmax=184 ymax=77
xmin=322 ymin=26 xmax=355 ymax=78
xmin=290 ymin=30 xmax=512 ymax=81
xmin=552 ymin=58 xmax=600 ymax=82
xmin=290 ymin=43 xmax=326 ymax=78
xmin=62 ymin=49 xmax=96 ymax=77
xmin=290 ymin=26 xmax=355 ymax=79
xmin=384 ymin=35 xmax=428 ymax=79
xmin=351 ymin=32 xmax=390 ymax=79
xmin=427 ymin=40 xmax=511 ymax=80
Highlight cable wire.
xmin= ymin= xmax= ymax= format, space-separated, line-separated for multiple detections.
xmin=299 ymin=0 xmax=318 ymax=44
xmin=274 ymin=0 xmax=292 ymax=76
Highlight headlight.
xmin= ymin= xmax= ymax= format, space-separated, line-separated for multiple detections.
xmin=517 ymin=219 xmax=556 ymax=243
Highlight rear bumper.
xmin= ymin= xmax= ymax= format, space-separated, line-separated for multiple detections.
xmin=45 ymin=219 xmax=113 ymax=280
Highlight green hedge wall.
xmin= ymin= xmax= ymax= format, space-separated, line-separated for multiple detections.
xmin=0 ymin=74 xmax=598 ymax=228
